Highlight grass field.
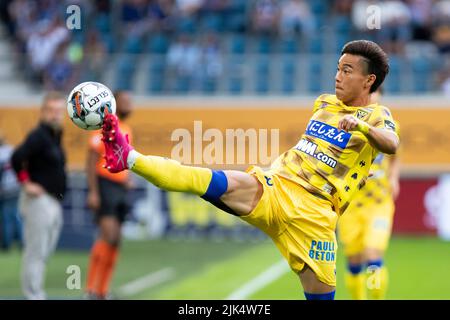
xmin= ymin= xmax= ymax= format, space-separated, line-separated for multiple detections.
xmin=0 ymin=236 xmax=449 ymax=300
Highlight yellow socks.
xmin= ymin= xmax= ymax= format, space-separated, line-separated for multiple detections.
xmin=367 ymin=266 xmax=388 ymax=300
xmin=345 ymin=260 xmax=388 ymax=300
xmin=345 ymin=272 xmax=367 ymax=300
xmin=130 ymin=152 xmax=213 ymax=195
xmin=128 ymin=151 xmax=229 ymax=205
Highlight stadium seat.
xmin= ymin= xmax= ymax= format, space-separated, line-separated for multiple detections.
xmin=335 ymin=34 xmax=351 ymax=54
xmin=200 ymin=14 xmax=224 ymax=32
xmin=411 ymin=57 xmax=433 ymax=92
xmin=384 ymin=55 xmax=401 ymax=93
xmin=310 ymin=0 xmax=327 ymax=16
xmin=256 ymin=36 xmax=272 ymax=54
xmin=229 ymin=77 xmax=243 ymax=94
xmin=115 ymin=55 xmax=136 ymax=90
xmin=226 ymin=12 xmax=246 ymax=32
xmin=334 ymin=16 xmax=352 ymax=35
xmin=229 ymin=0 xmax=247 ymax=11
xmin=308 ymin=57 xmax=322 ymax=93
xmin=255 ymin=77 xmax=269 ymax=94
xmin=229 ymin=34 xmax=246 ymax=54
xmin=280 ymin=37 xmax=299 ymax=54
xmin=201 ymin=78 xmax=217 ymax=94
xmin=100 ymin=33 xmax=115 ymax=53
xmin=147 ymin=33 xmax=170 ymax=54
xmin=176 ymin=17 xmax=196 ymax=33
xmin=175 ymin=76 xmax=191 ymax=93
xmin=282 ymin=59 xmax=297 ymax=77
xmin=94 ymin=13 xmax=111 ymax=34
xmin=307 ymin=36 xmax=324 ymax=54
xmin=124 ymin=35 xmax=143 ymax=54
xmin=255 ymin=58 xmax=270 ymax=77
xmin=281 ymin=74 xmax=295 ymax=94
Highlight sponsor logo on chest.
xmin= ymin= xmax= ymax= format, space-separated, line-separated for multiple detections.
xmin=306 ymin=120 xmax=351 ymax=149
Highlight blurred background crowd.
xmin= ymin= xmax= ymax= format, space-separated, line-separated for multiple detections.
xmin=1 ymin=0 xmax=450 ymax=95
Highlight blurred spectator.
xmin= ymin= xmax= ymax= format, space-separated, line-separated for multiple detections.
xmin=202 ymin=0 xmax=229 ymax=12
xmin=279 ymin=0 xmax=314 ymax=37
xmin=95 ymin=0 xmax=112 ymax=14
xmin=200 ymin=32 xmax=222 ymax=81
xmin=176 ymin=0 xmax=204 ymax=15
xmin=148 ymin=0 xmax=177 ymax=32
xmin=441 ymin=72 xmax=450 ymax=96
xmin=378 ymin=0 xmax=413 ymax=54
xmin=432 ymin=0 xmax=450 ymax=25
xmin=121 ymin=0 xmax=152 ymax=36
xmin=44 ymin=42 xmax=76 ymax=91
xmin=8 ymin=0 xmax=38 ymax=48
xmin=353 ymin=0 xmax=412 ymax=54
xmin=0 ymin=131 xmax=22 ymax=251
xmin=433 ymin=24 xmax=450 ymax=54
xmin=83 ymin=31 xmax=107 ymax=81
xmin=26 ymin=18 xmax=69 ymax=84
xmin=167 ymin=33 xmax=201 ymax=77
xmin=407 ymin=0 xmax=433 ymax=41
xmin=251 ymin=0 xmax=280 ymax=35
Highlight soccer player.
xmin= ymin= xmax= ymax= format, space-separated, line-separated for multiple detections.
xmin=338 ymin=87 xmax=400 ymax=300
xmin=100 ymin=40 xmax=399 ymax=300
xmin=85 ymin=91 xmax=134 ymax=299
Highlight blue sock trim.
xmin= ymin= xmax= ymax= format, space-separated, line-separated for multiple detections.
xmin=201 ymin=170 xmax=228 ymax=202
xmin=304 ymin=291 xmax=335 ymax=300
xmin=348 ymin=263 xmax=363 ymax=275
xmin=367 ymin=259 xmax=383 ymax=269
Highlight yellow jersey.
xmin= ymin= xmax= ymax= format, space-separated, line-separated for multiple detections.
xmin=270 ymin=94 xmax=398 ymax=215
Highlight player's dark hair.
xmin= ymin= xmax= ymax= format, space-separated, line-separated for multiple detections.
xmin=341 ymin=40 xmax=389 ymax=93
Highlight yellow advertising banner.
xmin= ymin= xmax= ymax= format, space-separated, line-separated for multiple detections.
xmin=1 ymin=105 xmax=449 ymax=171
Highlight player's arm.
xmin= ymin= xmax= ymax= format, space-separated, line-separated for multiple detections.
xmin=86 ymin=146 xmax=101 ymax=211
xmin=388 ymin=154 xmax=400 ymax=199
xmin=338 ymin=115 xmax=399 ymax=154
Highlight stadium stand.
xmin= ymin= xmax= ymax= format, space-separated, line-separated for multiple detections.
xmin=0 ymin=0 xmax=448 ymax=95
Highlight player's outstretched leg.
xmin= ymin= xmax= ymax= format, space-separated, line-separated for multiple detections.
xmin=101 ymin=114 xmax=261 ymax=216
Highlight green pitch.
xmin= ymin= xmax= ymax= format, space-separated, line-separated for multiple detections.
xmin=0 ymin=236 xmax=448 ymax=299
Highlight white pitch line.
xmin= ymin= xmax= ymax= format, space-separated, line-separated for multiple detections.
xmin=226 ymin=260 xmax=290 ymax=300
xmin=117 ymin=267 xmax=175 ymax=297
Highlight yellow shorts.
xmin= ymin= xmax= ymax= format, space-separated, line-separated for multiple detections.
xmin=338 ymin=198 xmax=394 ymax=257
xmin=240 ymin=166 xmax=338 ymax=287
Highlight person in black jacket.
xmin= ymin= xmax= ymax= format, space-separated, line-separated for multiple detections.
xmin=11 ymin=91 xmax=67 ymax=300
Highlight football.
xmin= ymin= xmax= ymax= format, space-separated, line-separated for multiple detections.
xmin=66 ymin=81 xmax=116 ymax=130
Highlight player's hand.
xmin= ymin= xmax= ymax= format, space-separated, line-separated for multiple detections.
xmin=23 ymin=181 xmax=44 ymax=197
xmin=338 ymin=115 xmax=360 ymax=132
xmin=87 ymin=191 xmax=101 ymax=211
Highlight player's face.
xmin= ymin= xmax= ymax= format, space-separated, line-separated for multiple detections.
xmin=116 ymin=92 xmax=133 ymax=120
xmin=41 ymin=98 xmax=65 ymax=130
xmin=335 ymin=54 xmax=374 ymax=105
